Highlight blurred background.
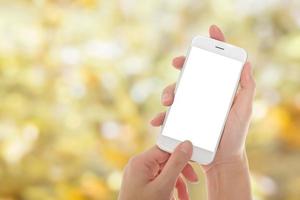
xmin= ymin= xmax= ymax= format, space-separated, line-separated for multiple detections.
xmin=0 ymin=0 xmax=300 ymax=199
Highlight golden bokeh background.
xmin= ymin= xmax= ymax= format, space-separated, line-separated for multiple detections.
xmin=0 ymin=0 xmax=300 ymax=200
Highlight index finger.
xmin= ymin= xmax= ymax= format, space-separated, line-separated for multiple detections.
xmin=172 ymin=25 xmax=226 ymax=70
xmin=209 ymin=24 xmax=226 ymax=42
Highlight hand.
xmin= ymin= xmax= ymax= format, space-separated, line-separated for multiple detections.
xmin=118 ymin=141 xmax=198 ymax=200
xmin=151 ymin=25 xmax=256 ymax=171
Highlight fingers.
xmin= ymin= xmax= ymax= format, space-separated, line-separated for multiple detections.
xmin=172 ymin=56 xmax=186 ymax=70
xmin=155 ymin=158 xmax=198 ymax=183
xmin=233 ymin=62 xmax=256 ymax=119
xmin=240 ymin=62 xmax=256 ymax=93
xmin=172 ymin=25 xmax=225 ymax=72
xmin=132 ymin=146 xmax=170 ymax=181
xmin=150 ymin=112 xmax=165 ymax=126
xmin=176 ymin=176 xmax=190 ymax=200
xmin=181 ymin=163 xmax=198 ymax=183
xmin=141 ymin=145 xmax=170 ymax=164
xmin=209 ymin=25 xmax=226 ymax=41
xmin=156 ymin=141 xmax=193 ymax=187
xmin=161 ymin=83 xmax=176 ymax=106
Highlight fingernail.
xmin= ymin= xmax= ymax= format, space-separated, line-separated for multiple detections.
xmin=162 ymin=93 xmax=170 ymax=104
xmin=190 ymin=179 xmax=200 ymax=185
xmin=191 ymin=178 xmax=200 ymax=184
xmin=151 ymin=113 xmax=161 ymax=123
xmin=189 ymin=172 xmax=199 ymax=183
xmin=179 ymin=141 xmax=193 ymax=154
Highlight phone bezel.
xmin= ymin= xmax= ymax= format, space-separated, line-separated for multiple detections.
xmin=156 ymin=36 xmax=247 ymax=164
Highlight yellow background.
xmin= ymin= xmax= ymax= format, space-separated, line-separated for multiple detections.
xmin=0 ymin=0 xmax=300 ymax=199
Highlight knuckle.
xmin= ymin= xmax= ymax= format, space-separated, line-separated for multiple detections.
xmin=127 ymin=155 xmax=140 ymax=169
xmin=172 ymin=157 xmax=183 ymax=168
xmin=172 ymin=152 xmax=188 ymax=168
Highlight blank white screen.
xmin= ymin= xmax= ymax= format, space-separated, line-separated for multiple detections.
xmin=161 ymin=47 xmax=243 ymax=152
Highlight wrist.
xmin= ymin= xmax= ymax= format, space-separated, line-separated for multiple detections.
xmin=204 ymin=151 xmax=252 ymax=200
xmin=204 ymin=151 xmax=248 ymax=175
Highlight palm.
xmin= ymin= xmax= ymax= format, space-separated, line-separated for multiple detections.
xmin=212 ymin=102 xmax=249 ymax=164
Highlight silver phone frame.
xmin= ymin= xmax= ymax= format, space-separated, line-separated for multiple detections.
xmin=156 ymin=36 xmax=247 ymax=164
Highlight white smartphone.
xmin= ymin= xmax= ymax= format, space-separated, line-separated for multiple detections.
xmin=156 ymin=36 xmax=247 ymax=164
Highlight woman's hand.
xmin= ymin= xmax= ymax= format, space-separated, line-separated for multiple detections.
xmin=118 ymin=141 xmax=198 ymax=200
xmin=151 ymin=25 xmax=255 ymax=200
xmin=151 ymin=25 xmax=256 ymax=171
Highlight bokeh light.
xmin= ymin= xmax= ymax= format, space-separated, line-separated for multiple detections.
xmin=0 ymin=0 xmax=300 ymax=200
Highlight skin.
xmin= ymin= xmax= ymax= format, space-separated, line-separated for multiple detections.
xmin=119 ymin=25 xmax=255 ymax=200
xmin=118 ymin=141 xmax=196 ymax=200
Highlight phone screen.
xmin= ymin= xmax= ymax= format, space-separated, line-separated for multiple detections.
xmin=161 ymin=46 xmax=244 ymax=152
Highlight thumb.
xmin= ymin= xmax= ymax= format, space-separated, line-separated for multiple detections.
xmin=156 ymin=141 xmax=193 ymax=186
xmin=234 ymin=62 xmax=256 ymax=120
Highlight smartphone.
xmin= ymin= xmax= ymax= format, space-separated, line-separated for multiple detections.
xmin=156 ymin=36 xmax=247 ymax=164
